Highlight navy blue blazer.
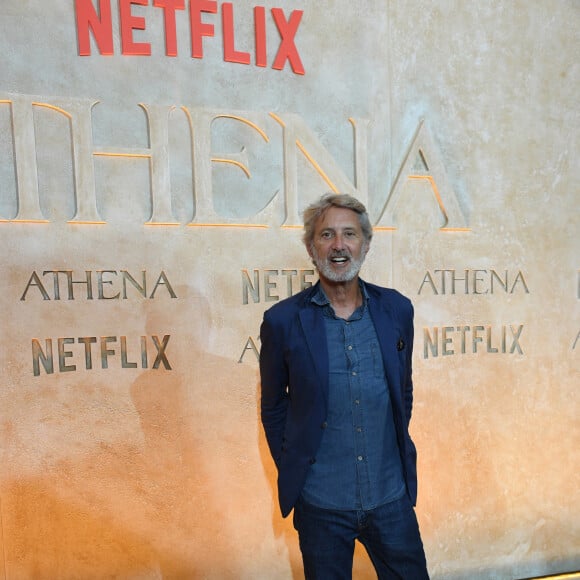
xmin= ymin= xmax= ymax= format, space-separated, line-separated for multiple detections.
xmin=260 ymin=280 xmax=418 ymax=518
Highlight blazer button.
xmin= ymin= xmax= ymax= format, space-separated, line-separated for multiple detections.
xmin=321 ymin=421 xmax=328 ymax=429
xmin=309 ymin=457 xmax=316 ymax=465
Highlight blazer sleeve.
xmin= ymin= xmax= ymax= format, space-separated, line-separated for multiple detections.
xmin=403 ymin=299 xmax=415 ymax=426
xmin=259 ymin=309 xmax=289 ymax=468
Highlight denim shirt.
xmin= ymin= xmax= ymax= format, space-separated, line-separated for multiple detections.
xmin=300 ymin=282 xmax=405 ymax=510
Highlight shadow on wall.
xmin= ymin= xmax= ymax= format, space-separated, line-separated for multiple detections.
xmin=256 ymin=378 xmax=305 ymax=580
xmin=0 ymin=289 xmax=276 ymax=578
xmin=129 ymin=290 xmax=275 ymax=576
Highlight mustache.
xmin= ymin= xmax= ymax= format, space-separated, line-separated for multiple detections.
xmin=329 ymin=250 xmax=351 ymax=259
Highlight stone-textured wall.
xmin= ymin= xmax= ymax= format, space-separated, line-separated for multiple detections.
xmin=0 ymin=1 xmax=578 ymax=578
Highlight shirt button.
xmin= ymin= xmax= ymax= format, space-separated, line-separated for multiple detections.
xmin=357 ymin=427 xmax=362 ymax=433
xmin=357 ymin=456 xmax=363 ymax=461
xmin=352 ymin=371 xmax=357 ymax=376
xmin=347 ymin=345 xmax=353 ymax=350
xmin=354 ymin=399 xmax=360 ymax=405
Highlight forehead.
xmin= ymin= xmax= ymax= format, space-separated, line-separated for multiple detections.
xmin=315 ymin=206 xmax=361 ymax=231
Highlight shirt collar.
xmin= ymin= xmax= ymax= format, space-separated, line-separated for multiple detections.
xmin=311 ymin=279 xmax=369 ymax=307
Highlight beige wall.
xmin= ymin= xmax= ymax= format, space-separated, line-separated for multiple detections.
xmin=0 ymin=1 xmax=578 ymax=578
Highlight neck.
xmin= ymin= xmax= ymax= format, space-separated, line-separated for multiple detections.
xmin=319 ymin=277 xmax=362 ymax=319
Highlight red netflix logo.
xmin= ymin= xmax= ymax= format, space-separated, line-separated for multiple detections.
xmin=74 ymin=0 xmax=305 ymax=74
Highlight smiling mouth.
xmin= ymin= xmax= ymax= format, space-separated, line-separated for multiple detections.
xmin=330 ymin=256 xmax=349 ymax=264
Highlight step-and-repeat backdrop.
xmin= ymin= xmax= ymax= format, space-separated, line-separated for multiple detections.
xmin=1 ymin=2 xmax=578 ymax=578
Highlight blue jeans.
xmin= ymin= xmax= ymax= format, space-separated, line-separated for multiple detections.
xmin=293 ymin=494 xmax=429 ymax=580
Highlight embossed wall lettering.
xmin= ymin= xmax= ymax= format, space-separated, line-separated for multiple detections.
xmin=241 ymin=268 xmax=315 ymax=304
xmin=423 ymin=324 xmax=524 ymax=359
xmin=0 ymin=93 xmax=465 ymax=230
xmin=32 ymin=334 xmax=172 ymax=376
xmin=20 ymin=270 xmax=176 ymax=300
xmin=417 ymin=269 xmax=530 ymax=295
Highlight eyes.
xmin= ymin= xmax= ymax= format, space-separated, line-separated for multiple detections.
xmin=319 ymin=229 xmax=359 ymax=240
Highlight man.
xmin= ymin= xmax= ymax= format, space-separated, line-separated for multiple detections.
xmin=260 ymin=193 xmax=429 ymax=579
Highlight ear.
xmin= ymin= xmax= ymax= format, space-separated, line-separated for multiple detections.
xmin=363 ymin=240 xmax=371 ymax=257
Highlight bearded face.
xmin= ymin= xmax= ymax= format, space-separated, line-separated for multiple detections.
xmin=308 ymin=207 xmax=369 ymax=284
xmin=310 ymin=246 xmax=367 ymax=283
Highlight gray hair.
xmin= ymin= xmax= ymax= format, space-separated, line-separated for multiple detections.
xmin=302 ymin=193 xmax=373 ymax=247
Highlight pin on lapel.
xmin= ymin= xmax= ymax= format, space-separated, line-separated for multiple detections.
xmin=397 ymin=338 xmax=405 ymax=351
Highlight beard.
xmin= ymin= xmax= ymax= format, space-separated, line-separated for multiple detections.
xmin=310 ymin=246 xmax=367 ymax=283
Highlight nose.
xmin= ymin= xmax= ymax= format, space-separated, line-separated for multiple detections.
xmin=332 ymin=234 xmax=346 ymax=250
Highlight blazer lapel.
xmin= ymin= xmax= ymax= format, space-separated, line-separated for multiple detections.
xmin=368 ymin=291 xmax=404 ymax=416
xmin=298 ymin=302 xmax=330 ymax=407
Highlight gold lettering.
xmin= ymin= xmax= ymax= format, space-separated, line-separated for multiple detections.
xmin=65 ymin=270 xmax=93 ymax=300
xmin=486 ymin=325 xmax=498 ymax=353
xmin=149 ymin=271 xmax=177 ymax=298
xmin=32 ymin=338 xmax=53 ymax=376
xmin=264 ymin=269 xmax=279 ymax=302
xmin=473 ymin=270 xmax=488 ymax=294
xmin=2 ymin=93 xmax=467 ymax=231
xmin=100 ymin=336 xmax=117 ymax=369
xmin=20 ymin=271 xmax=50 ymax=301
xmin=121 ymin=336 xmax=138 ymax=368
xmin=141 ymin=336 xmax=148 ymax=368
xmin=20 ymin=270 xmax=176 ymax=300
xmin=97 ymin=270 xmax=121 ymax=299
xmin=490 ymin=269 xmax=508 ymax=293
xmin=78 ymin=336 xmax=97 ymax=369
xmin=423 ymin=324 xmax=525 ymax=359
xmin=242 ymin=269 xmax=260 ymax=304
xmin=457 ymin=326 xmax=469 ymax=354
xmin=58 ymin=337 xmax=76 ymax=372
xmin=151 ymin=335 xmax=172 ymax=369
xmin=510 ymin=271 xmax=530 ymax=294
xmin=442 ymin=326 xmax=454 ymax=355
xmin=472 ymin=325 xmax=485 ymax=353
xmin=423 ymin=327 xmax=438 ymax=359
xmin=417 ymin=269 xmax=530 ymax=295
xmin=509 ymin=325 xmax=524 ymax=354
xmin=270 ymin=112 xmax=368 ymax=226
xmin=281 ymin=269 xmax=298 ymax=297
xmin=417 ymin=271 xmax=438 ymax=295
xmin=241 ymin=268 xmax=316 ymax=303
xmin=299 ymin=269 xmax=315 ymax=291
xmin=31 ymin=335 xmax=171 ymax=374
xmin=238 ymin=336 xmax=259 ymax=363
xmin=122 ymin=270 xmax=147 ymax=298
xmin=376 ymin=120 xmax=468 ymax=231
